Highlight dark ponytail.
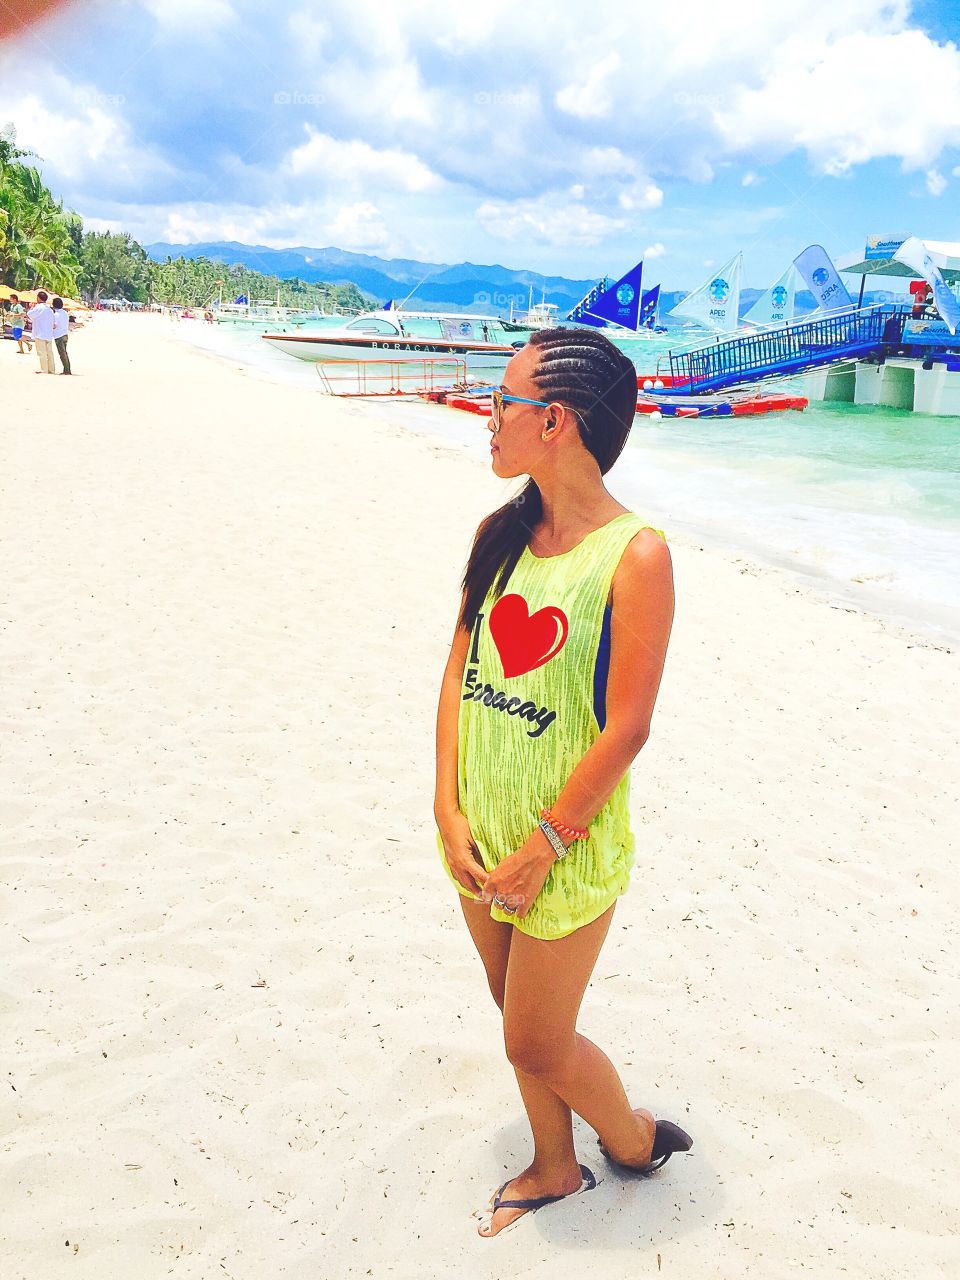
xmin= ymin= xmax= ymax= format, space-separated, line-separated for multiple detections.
xmin=457 ymin=327 xmax=637 ymax=632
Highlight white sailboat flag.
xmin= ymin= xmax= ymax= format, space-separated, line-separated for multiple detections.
xmin=743 ymin=265 xmax=798 ymax=327
xmin=668 ymin=252 xmax=743 ymax=331
xmin=893 ymin=236 xmax=960 ymax=336
xmin=792 ymin=245 xmax=851 ymax=312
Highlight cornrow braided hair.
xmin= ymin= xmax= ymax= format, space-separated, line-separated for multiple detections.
xmin=457 ymin=327 xmax=637 ymax=633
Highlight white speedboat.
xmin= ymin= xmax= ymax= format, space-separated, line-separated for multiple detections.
xmin=261 ymin=309 xmax=522 ymax=367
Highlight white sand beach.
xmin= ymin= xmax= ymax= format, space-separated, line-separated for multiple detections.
xmin=2 ymin=314 xmax=957 ymax=1279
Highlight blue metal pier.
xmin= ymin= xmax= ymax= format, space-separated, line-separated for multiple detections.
xmin=666 ymin=305 xmax=906 ymax=394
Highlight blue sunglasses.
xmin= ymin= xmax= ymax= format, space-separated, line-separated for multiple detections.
xmin=490 ymin=387 xmax=550 ymax=429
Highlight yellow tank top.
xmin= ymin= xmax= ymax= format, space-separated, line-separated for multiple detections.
xmin=436 ymin=511 xmax=665 ymax=939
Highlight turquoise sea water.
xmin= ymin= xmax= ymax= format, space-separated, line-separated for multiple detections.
xmin=178 ymin=319 xmax=960 ymax=642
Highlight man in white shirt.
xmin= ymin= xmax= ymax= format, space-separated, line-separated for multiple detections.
xmin=51 ymin=297 xmax=72 ymax=374
xmin=27 ymin=290 xmax=56 ymax=375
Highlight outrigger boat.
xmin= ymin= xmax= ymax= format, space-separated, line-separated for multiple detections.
xmin=261 ymin=308 xmax=521 ymax=368
xmin=567 ymin=259 xmax=667 ymax=335
xmin=213 ymin=302 xmax=318 ymax=327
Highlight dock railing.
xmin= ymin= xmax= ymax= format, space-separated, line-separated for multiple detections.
xmin=666 ymin=304 xmax=904 ymax=393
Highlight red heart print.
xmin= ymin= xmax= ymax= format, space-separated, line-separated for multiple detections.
xmin=489 ymin=593 xmax=569 ymax=678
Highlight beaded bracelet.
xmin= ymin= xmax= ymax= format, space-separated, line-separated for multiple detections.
xmin=540 ymin=806 xmax=588 ymax=842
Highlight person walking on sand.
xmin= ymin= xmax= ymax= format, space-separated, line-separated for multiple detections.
xmin=434 ymin=328 xmax=692 ymax=1239
xmin=8 ymin=294 xmax=33 ymax=354
xmin=27 ymin=290 xmax=55 ymax=375
xmin=51 ymin=297 xmax=71 ymax=374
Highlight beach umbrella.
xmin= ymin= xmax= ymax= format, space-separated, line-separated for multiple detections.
xmin=2 ymin=287 xmax=38 ymax=304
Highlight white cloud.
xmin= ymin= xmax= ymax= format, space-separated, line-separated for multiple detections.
xmin=713 ymin=28 xmax=960 ymax=173
xmin=618 ymin=183 xmax=663 ymax=211
xmin=138 ymin=195 xmax=394 ymax=256
xmin=311 ymin=52 xmax=438 ymax=132
xmin=142 ymin=0 xmax=235 ymax=30
xmin=643 ymin=242 xmax=666 ymax=260
xmin=81 ymin=215 xmax=125 ymax=234
xmin=10 ymin=0 xmax=960 ymax=280
xmin=8 ymin=75 xmax=174 ymax=191
xmin=154 ymin=198 xmax=393 ymax=253
xmin=926 ymin=168 xmax=947 ymax=196
xmin=161 ymin=206 xmax=280 ymax=245
xmin=555 ymin=53 xmax=621 ymax=120
xmin=581 ymin=146 xmax=632 ymax=177
xmin=286 ymin=10 xmax=327 ymax=60
xmin=476 ymin=195 xmax=626 ymax=247
xmin=283 ymin=127 xmax=440 ymax=193
xmin=325 ymin=201 xmax=389 ymax=250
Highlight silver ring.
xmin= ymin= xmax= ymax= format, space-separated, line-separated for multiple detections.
xmin=494 ymin=895 xmax=518 ymax=914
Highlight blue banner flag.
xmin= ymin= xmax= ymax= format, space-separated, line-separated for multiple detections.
xmin=567 ymin=277 xmax=611 ymax=326
xmin=638 ymin=284 xmax=660 ymax=327
xmin=583 ymin=260 xmax=644 ymax=330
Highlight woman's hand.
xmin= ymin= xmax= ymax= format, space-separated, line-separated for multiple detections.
xmin=481 ymin=829 xmax=556 ymax=920
xmin=437 ymin=810 xmax=489 ymax=897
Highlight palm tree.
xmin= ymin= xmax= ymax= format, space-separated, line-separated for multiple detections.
xmin=0 ymin=133 xmax=79 ymax=294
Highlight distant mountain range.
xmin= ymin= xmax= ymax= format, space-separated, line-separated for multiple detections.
xmin=144 ymin=241 xmax=599 ymax=314
xmin=144 ymin=240 xmax=901 ymax=317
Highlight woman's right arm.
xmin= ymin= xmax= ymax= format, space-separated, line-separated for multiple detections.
xmin=434 ymin=592 xmax=488 ymax=896
xmin=434 ymin=591 xmax=470 ymax=826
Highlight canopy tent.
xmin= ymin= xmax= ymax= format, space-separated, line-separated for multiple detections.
xmin=838 ymin=236 xmax=960 ymax=283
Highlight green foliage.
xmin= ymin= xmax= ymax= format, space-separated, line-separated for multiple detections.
xmin=147 ymin=255 xmax=370 ymax=312
xmin=0 ymin=126 xmax=370 ymax=311
xmin=79 ymin=231 xmax=152 ymax=304
xmin=1 ymin=126 xmax=80 ymax=294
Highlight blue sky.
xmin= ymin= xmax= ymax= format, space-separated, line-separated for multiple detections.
xmin=3 ymin=0 xmax=960 ymax=288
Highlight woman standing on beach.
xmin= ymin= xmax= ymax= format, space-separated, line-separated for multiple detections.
xmin=434 ymin=329 xmax=692 ymax=1238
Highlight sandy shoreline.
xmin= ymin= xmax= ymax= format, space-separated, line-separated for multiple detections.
xmin=2 ymin=314 xmax=957 ymax=1278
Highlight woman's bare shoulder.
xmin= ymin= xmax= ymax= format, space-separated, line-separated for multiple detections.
xmin=609 ymin=526 xmax=672 ymax=604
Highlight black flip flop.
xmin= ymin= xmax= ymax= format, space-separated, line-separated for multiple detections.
xmin=476 ymin=1163 xmax=598 ymax=1235
xmin=598 ymin=1119 xmax=693 ymax=1174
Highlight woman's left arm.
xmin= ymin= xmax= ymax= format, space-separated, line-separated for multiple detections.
xmin=480 ymin=529 xmax=675 ymax=913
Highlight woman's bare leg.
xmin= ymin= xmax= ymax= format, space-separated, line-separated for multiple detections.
xmin=459 ymin=899 xmax=583 ymax=1227
xmin=462 ymin=899 xmax=654 ymax=1236
xmin=502 ymin=904 xmax=655 ymax=1163
xmin=458 ymin=895 xmax=512 ymax=1009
